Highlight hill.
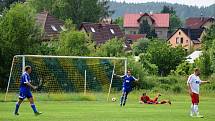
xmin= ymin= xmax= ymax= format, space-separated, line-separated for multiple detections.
xmin=109 ymin=1 xmax=215 ymax=20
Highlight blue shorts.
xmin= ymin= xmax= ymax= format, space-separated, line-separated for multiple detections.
xmin=122 ymin=87 xmax=132 ymax=94
xmin=19 ymin=90 xmax=33 ymax=100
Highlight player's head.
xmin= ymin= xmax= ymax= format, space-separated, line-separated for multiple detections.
xmin=142 ymin=92 xmax=146 ymax=96
xmin=25 ymin=66 xmax=32 ymax=74
xmin=194 ymin=68 xmax=200 ymax=76
xmin=127 ymin=69 xmax=131 ymax=76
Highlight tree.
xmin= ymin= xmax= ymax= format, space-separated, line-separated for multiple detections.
xmin=161 ymin=5 xmax=182 ymax=33
xmin=210 ymin=40 xmax=215 ymax=73
xmin=132 ymin=38 xmax=151 ymax=56
xmin=161 ymin=5 xmax=176 ymax=15
xmin=139 ymin=20 xmax=157 ymax=38
xmin=94 ymin=38 xmax=124 ymax=57
xmin=113 ymin=16 xmax=123 ymax=30
xmin=27 ymin=0 xmax=113 ymax=27
xmin=145 ymin=41 xmax=186 ymax=76
xmin=0 ymin=0 xmax=25 ymax=13
xmin=57 ymin=30 xmax=90 ymax=56
xmin=0 ymin=3 xmax=42 ymax=90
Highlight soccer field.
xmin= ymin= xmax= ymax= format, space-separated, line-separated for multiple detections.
xmin=0 ymin=93 xmax=215 ymax=121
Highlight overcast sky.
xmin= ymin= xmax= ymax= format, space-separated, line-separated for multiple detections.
xmin=114 ymin=0 xmax=215 ymax=7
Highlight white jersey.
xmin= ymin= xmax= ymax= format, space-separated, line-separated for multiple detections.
xmin=187 ymin=74 xmax=202 ymax=94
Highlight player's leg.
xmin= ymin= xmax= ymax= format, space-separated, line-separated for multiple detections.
xmin=192 ymin=93 xmax=203 ymax=118
xmin=27 ymin=92 xmax=42 ymax=115
xmin=120 ymin=91 xmax=126 ymax=106
xmin=123 ymin=91 xmax=129 ymax=106
xmin=14 ymin=98 xmax=23 ymax=115
xmin=152 ymin=93 xmax=161 ymax=102
xmin=160 ymin=100 xmax=171 ymax=104
xmin=14 ymin=91 xmax=25 ymax=115
xmin=120 ymin=88 xmax=126 ymax=106
xmin=190 ymin=93 xmax=195 ymax=117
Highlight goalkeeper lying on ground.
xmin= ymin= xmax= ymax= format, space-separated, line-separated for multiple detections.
xmin=139 ymin=93 xmax=171 ymax=105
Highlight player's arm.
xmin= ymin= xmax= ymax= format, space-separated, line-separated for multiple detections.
xmin=133 ymin=76 xmax=139 ymax=82
xmin=114 ymin=74 xmax=124 ymax=78
xmin=187 ymin=76 xmax=192 ymax=95
xmin=187 ymin=83 xmax=192 ymax=95
xmin=200 ymin=80 xmax=210 ymax=84
xmin=26 ymin=82 xmax=37 ymax=90
xmin=24 ymin=75 xmax=37 ymax=90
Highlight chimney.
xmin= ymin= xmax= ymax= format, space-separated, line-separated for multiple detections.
xmin=200 ymin=12 xmax=204 ymax=21
xmin=150 ymin=11 xmax=153 ymax=15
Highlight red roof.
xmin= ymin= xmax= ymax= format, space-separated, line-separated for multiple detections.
xmin=185 ymin=17 xmax=214 ymax=29
xmin=123 ymin=13 xmax=169 ymax=28
xmin=126 ymin=34 xmax=146 ymax=41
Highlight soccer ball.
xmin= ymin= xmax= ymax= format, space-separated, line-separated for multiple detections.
xmin=111 ymin=97 xmax=116 ymax=102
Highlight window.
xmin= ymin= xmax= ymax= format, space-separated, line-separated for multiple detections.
xmin=51 ymin=25 xmax=58 ymax=31
xmin=60 ymin=25 xmax=66 ymax=31
xmin=181 ymin=38 xmax=183 ymax=44
xmin=176 ymin=37 xmax=180 ymax=44
xmin=156 ymin=31 xmax=162 ymax=35
xmin=110 ymin=29 xmax=115 ymax=34
xmin=179 ymin=32 xmax=181 ymax=35
xmin=186 ymin=40 xmax=189 ymax=43
xmin=90 ymin=27 xmax=95 ymax=33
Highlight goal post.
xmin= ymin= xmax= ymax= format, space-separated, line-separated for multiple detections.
xmin=5 ymin=55 xmax=127 ymax=101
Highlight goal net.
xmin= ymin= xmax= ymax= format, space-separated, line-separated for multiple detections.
xmin=5 ymin=55 xmax=127 ymax=101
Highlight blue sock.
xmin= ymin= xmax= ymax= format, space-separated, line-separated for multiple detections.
xmin=15 ymin=102 xmax=20 ymax=114
xmin=31 ymin=104 xmax=38 ymax=113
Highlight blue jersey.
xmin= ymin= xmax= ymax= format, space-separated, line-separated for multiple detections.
xmin=122 ymin=75 xmax=136 ymax=90
xmin=20 ymin=72 xmax=31 ymax=92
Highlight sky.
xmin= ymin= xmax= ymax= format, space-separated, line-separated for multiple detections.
xmin=114 ymin=0 xmax=215 ymax=7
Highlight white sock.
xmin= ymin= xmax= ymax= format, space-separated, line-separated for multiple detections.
xmin=193 ymin=104 xmax=199 ymax=115
xmin=190 ymin=104 xmax=194 ymax=115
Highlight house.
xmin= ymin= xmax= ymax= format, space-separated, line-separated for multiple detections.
xmin=80 ymin=22 xmax=124 ymax=45
xmin=168 ymin=17 xmax=215 ymax=51
xmin=123 ymin=13 xmax=169 ymax=39
xmin=36 ymin=11 xmax=65 ymax=41
xmin=168 ymin=28 xmax=204 ymax=51
xmin=185 ymin=17 xmax=215 ymax=29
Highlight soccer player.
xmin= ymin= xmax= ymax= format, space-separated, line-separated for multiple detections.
xmin=187 ymin=68 xmax=209 ymax=118
xmin=115 ymin=70 xmax=138 ymax=106
xmin=139 ymin=93 xmax=171 ymax=104
xmin=14 ymin=66 xmax=42 ymax=116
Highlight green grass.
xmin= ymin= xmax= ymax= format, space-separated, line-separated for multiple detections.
xmin=0 ymin=93 xmax=215 ymax=121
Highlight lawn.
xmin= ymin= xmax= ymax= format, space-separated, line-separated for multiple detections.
xmin=0 ymin=93 xmax=215 ymax=121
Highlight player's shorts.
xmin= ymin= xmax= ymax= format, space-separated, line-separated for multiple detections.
xmin=122 ymin=87 xmax=132 ymax=94
xmin=191 ymin=92 xmax=199 ymax=104
xmin=19 ymin=90 xmax=33 ymax=100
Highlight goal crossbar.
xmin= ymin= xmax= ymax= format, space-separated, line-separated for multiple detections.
xmin=14 ymin=55 xmax=127 ymax=60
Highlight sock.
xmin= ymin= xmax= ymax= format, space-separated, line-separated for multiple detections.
xmin=15 ymin=102 xmax=20 ymax=114
xmin=193 ymin=104 xmax=199 ymax=115
xmin=123 ymin=95 xmax=127 ymax=105
xmin=31 ymin=104 xmax=38 ymax=113
xmin=120 ymin=96 xmax=124 ymax=105
xmin=190 ymin=104 xmax=194 ymax=115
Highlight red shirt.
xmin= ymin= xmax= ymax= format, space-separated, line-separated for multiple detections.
xmin=140 ymin=96 xmax=150 ymax=103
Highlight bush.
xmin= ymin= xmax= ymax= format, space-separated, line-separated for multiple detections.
xmin=137 ymin=80 xmax=155 ymax=90
xmin=172 ymin=85 xmax=182 ymax=93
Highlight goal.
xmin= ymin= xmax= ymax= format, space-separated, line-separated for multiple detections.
xmin=5 ymin=55 xmax=127 ymax=101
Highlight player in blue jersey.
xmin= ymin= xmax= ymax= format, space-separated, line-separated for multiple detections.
xmin=115 ymin=70 xmax=138 ymax=106
xmin=14 ymin=66 xmax=42 ymax=116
